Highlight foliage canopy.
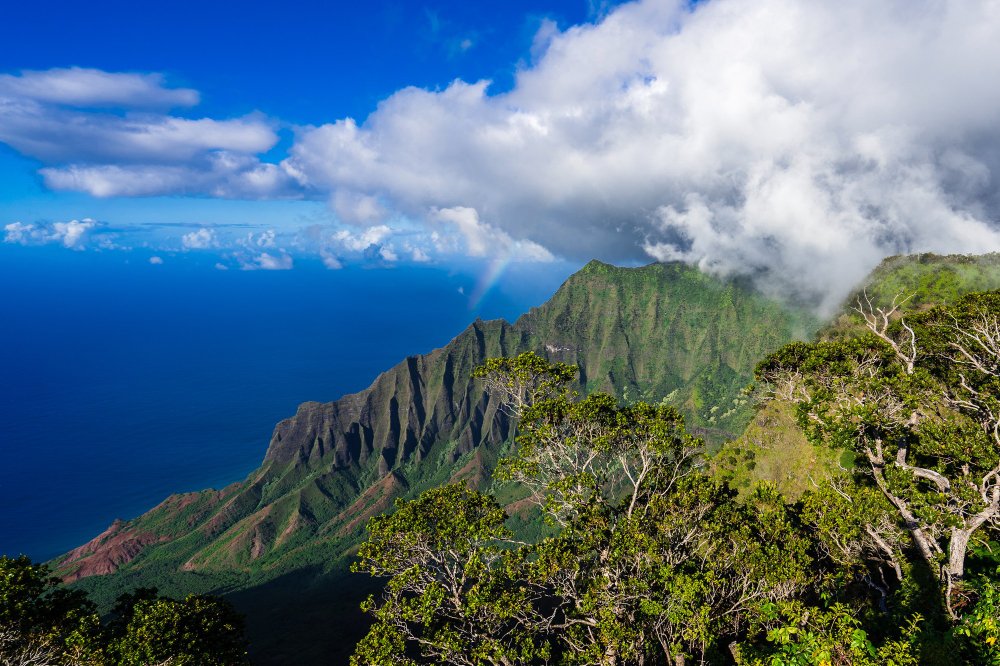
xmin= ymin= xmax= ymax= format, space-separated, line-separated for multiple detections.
xmin=0 ymin=555 xmax=248 ymax=665
xmin=355 ymin=289 xmax=1000 ymax=665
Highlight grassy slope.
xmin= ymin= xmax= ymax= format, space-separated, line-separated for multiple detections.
xmin=822 ymin=252 xmax=1000 ymax=340
xmin=520 ymin=261 xmax=819 ymax=436
xmin=714 ymin=252 xmax=1000 ymax=499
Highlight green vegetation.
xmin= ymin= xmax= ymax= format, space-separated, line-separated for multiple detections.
xmin=822 ymin=253 xmax=1000 ymax=340
xmin=354 ymin=353 xmax=814 ymax=665
xmin=43 ymin=253 xmax=1000 ymax=664
xmin=58 ymin=259 xmax=817 ymax=663
xmin=710 ymin=400 xmax=844 ymax=498
xmin=758 ymin=292 xmax=1000 ymax=616
xmin=0 ymin=555 xmax=247 ymax=665
xmin=524 ymin=260 xmax=819 ymax=435
xmin=355 ymin=305 xmax=1000 ymax=664
xmin=852 ymin=253 xmax=1000 ymax=309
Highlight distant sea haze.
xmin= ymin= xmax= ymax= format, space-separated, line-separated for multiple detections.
xmin=0 ymin=246 xmax=572 ymax=560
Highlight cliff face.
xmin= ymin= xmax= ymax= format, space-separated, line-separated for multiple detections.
xmin=57 ymin=261 xmax=817 ymax=584
xmin=261 ymin=317 xmax=518 ymax=482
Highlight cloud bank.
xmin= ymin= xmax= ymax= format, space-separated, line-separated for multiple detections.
xmin=284 ymin=0 xmax=1000 ymax=308
xmin=4 ymin=1 xmax=1000 ymax=307
xmin=0 ymin=68 xmax=199 ymax=108
xmin=0 ymin=68 xmax=293 ymax=198
xmin=4 ymin=219 xmax=103 ymax=249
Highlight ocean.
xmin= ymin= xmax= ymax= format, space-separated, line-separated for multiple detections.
xmin=0 ymin=245 xmax=573 ymax=561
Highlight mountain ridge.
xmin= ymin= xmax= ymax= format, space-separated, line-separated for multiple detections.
xmin=59 ymin=254 xmax=1000 ymax=665
xmin=58 ymin=260 xmax=814 ymax=586
xmin=77 ymin=255 xmax=1000 ymax=584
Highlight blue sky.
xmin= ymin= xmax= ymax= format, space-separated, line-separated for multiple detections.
xmin=0 ymin=0 xmax=612 ymax=283
xmin=2 ymin=0 xmax=1000 ymax=309
xmin=1 ymin=0 xmax=611 ymax=121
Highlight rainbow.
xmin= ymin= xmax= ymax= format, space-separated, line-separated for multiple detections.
xmin=467 ymin=253 xmax=514 ymax=310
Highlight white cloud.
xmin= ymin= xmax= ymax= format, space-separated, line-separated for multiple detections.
xmin=243 ymin=229 xmax=276 ymax=248
xmin=214 ymin=262 xmax=229 ymax=271
xmin=181 ymin=228 xmax=217 ymax=250
xmin=530 ymin=18 xmax=561 ymax=62
xmin=320 ymin=249 xmax=343 ymax=269
xmin=0 ymin=67 xmax=198 ymax=108
xmin=282 ymin=0 xmax=1000 ymax=308
xmin=4 ymin=218 xmax=99 ymax=249
xmin=243 ymin=251 xmax=293 ymax=270
xmin=0 ymin=67 xmax=289 ymax=199
xmin=2 ymin=108 xmax=276 ymax=165
xmin=433 ymin=207 xmax=491 ymax=257
xmin=37 ymin=159 xmax=293 ymax=199
xmin=149 ymin=256 xmax=164 ymax=265
xmin=330 ymin=190 xmax=386 ymax=224
xmin=432 ymin=206 xmax=554 ymax=262
xmin=379 ymin=245 xmax=399 ymax=262
xmin=410 ymin=246 xmax=431 ymax=263
xmin=6 ymin=0 xmax=1000 ymax=305
xmin=332 ymin=224 xmax=393 ymax=252
xmin=55 ymin=219 xmax=95 ymax=248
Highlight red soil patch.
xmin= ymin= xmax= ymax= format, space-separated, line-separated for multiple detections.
xmin=58 ymin=520 xmax=166 ymax=582
xmin=331 ymin=473 xmax=407 ymax=537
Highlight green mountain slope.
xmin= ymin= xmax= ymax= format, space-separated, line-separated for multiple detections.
xmin=714 ymin=252 xmax=1000 ymax=499
xmin=821 ymin=252 xmax=1000 ymax=340
xmin=56 ymin=260 xmax=817 ymax=664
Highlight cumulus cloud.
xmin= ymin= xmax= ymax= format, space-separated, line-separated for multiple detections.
xmin=330 ymin=190 xmax=387 ymax=224
xmin=244 ymin=251 xmax=293 ymax=270
xmin=282 ymin=0 xmax=1000 ymax=309
xmin=409 ymin=245 xmax=431 ymax=263
xmin=241 ymin=229 xmax=277 ymax=248
xmin=379 ymin=245 xmax=399 ymax=262
xmin=149 ymin=256 xmax=164 ymax=265
xmin=4 ymin=218 xmax=100 ymax=249
xmin=320 ymin=249 xmax=343 ymax=269
xmin=299 ymin=223 xmax=434 ymax=267
xmin=331 ymin=224 xmax=393 ymax=252
xmin=0 ymin=67 xmax=291 ymax=199
xmin=181 ymin=228 xmax=217 ymax=250
xmin=432 ymin=206 xmax=554 ymax=261
xmin=0 ymin=67 xmax=198 ymax=108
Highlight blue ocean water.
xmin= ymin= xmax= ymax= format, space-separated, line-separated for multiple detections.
xmin=0 ymin=246 xmax=574 ymax=561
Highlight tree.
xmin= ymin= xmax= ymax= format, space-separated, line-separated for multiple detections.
xmin=0 ymin=556 xmax=248 ymax=666
xmin=756 ymin=291 xmax=1000 ymax=619
xmin=110 ymin=594 xmax=248 ymax=666
xmin=353 ymin=353 xmax=813 ymax=665
xmin=351 ymin=484 xmax=546 ymax=666
xmin=0 ymin=556 xmax=103 ymax=665
xmin=739 ymin=604 xmax=921 ymax=666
